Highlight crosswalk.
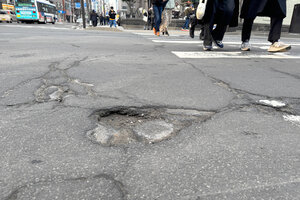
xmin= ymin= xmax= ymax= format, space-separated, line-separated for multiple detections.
xmin=131 ymin=31 xmax=300 ymax=59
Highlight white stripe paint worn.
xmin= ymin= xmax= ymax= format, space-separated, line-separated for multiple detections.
xmin=153 ymin=40 xmax=202 ymax=44
xmin=258 ymin=100 xmax=286 ymax=108
xmin=283 ymin=115 xmax=300 ymax=127
xmin=172 ymin=51 xmax=300 ymax=59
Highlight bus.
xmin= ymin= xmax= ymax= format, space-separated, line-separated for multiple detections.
xmin=15 ymin=0 xmax=56 ymax=24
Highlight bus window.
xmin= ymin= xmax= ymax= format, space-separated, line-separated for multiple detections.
xmin=15 ymin=0 xmax=35 ymax=7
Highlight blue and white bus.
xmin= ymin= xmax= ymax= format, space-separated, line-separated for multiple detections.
xmin=15 ymin=0 xmax=56 ymax=24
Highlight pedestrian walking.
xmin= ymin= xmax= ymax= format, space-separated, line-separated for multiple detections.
xmin=109 ymin=7 xmax=117 ymax=28
xmin=142 ymin=8 xmax=148 ymax=30
xmin=148 ymin=6 xmax=155 ymax=30
xmin=152 ymin=0 xmax=169 ymax=36
xmin=106 ymin=15 xmax=110 ymax=25
xmin=240 ymin=0 xmax=291 ymax=52
xmin=182 ymin=2 xmax=194 ymax=31
xmin=160 ymin=0 xmax=175 ymax=36
xmin=99 ymin=14 xmax=104 ymax=26
xmin=90 ymin=10 xmax=99 ymax=27
xmin=202 ymin=0 xmax=239 ymax=51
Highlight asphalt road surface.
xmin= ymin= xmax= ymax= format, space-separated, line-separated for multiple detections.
xmin=1 ymin=23 xmax=300 ymax=200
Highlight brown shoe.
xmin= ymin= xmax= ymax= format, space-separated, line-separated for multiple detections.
xmin=156 ymin=31 xmax=160 ymax=36
xmin=153 ymin=27 xmax=156 ymax=35
xmin=268 ymin=42 xmax=291 ymax=52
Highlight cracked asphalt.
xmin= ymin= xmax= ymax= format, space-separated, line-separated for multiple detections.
xmin=0 ymin=23 xmax=300 ymax=199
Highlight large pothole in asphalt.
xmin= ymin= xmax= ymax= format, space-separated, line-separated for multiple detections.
xmin=87 ymin=107 xmax=214 ymax=146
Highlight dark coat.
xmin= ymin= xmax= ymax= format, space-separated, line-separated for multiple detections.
xmin=241 ymin=0 xmax=286 ymax=19
xmin=203 ymin=0 xmax=239 ymax=27
xmin=90 ymin=12 xmax=98 ymax=21
xmin=152 ymin=0 xmax=164 ymax=6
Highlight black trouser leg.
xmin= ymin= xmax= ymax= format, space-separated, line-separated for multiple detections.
xmin=211 ymin=22 xmax=227 ymax=41
xmin=203 ymin=23 xmax=213 ymax=46
xmin=268 ymin=16 xmax=283 ymax=43
xmin=200 ymin=25 xmax=204 ymax=40
xmin=211 ymin=0 xmax=235 ymax=41
xmin=190 ymin=16 xmax=197 ymax=38
xmin=242 ymin=18 xmax=254 ymax=42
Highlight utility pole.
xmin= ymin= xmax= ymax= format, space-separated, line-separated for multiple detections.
xmin=80 ymin=0 xmax=86 ymax=28
xmin=63 ymin=0 xmax=66 ymax=21
xmin=71 ymin=0 xmax=74 ymax=23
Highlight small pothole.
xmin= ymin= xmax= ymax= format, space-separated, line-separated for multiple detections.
xmin=87 ymin=107 xmax=214 ymax=146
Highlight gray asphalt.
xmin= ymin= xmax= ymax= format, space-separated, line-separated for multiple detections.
xmin=0 ymin=23 xmax=300 ymax=200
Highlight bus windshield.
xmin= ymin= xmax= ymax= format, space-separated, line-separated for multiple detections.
xmin=16 ymin=0 xmax=35 ymax=7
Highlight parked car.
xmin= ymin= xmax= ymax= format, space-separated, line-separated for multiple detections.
xmin=0 ymin=10 xmax=17 ymax=23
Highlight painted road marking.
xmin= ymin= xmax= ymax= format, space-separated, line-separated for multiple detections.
xmin=172 ymin=51 xmax=300 ymax=59
xmin=153 ymin=40 xmax=202 ymax=44
xmin=0 ymin=24 xmax=70 ymax=30
xmin=132 ymin=32 xmax=181 ymax=37
xmin=283 ymin=115 xmax=300 ymax=127
xmin=153 ymin=40 xmax=300 ymax=46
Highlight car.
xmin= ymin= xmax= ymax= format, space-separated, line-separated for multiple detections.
xmin=0 ymin=10 xmax=17 ymax=23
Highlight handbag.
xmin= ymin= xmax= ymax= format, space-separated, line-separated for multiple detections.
xmin=196 ymin=0 xmax=207 ymax=20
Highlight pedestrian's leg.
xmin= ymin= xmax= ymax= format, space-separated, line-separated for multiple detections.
xmin=200 ymin=24 xmax=204 ymax=40
xmin=240 ymin=18 xmax=254 ymax=51
xmin=242 ymin=18 xmax=254 ymax=42
xmin=158 ymin=6 xmax=163 ymax=32
xmin=268 ymin=16 xmax=283 ymax=43
xmin=267 ymin=16 xmax=291 ymax=52
xmin=182 ymin=18 xmax=188 ymax=29
xmin=203 ymin=23 xmax=213 ymax=50
xmin=114 ymin=19 xmax=116 ymax=27
xmin=153 ymin=5 xmax=160 ymax=32
xmin=211 ymin=0 xmax=235 ymax=41
xmin=186 ymin=18 xmax=190 ymax=29
xmin=189 ymin=17 xmax=197 ymax=38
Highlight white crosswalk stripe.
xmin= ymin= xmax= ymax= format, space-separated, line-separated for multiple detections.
xmin=131 ymin=30 xmax=300 ymax=59
xmin=152 ymin=40 xmax=299 ymax=46
xmin=172 ymin=51 xmax=300 ymax=59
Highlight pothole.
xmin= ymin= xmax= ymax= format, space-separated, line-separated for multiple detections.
xmin=87 ymin=107 xmax=214 ymax=146
xmin=35 ymin=85 xmax=67 ymax=102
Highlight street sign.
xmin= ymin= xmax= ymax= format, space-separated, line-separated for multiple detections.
xmin=75 ymin=2 xmax=81 ymax=9
xmin=74 ymin=3 xmax=87 ymax=9
xmin=58 ymin=10 xmax=66 ymax=14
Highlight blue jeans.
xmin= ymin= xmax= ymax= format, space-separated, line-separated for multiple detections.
xmin=110 ymin=19 xmax=116 ymax=27
xmin=182 ymin=18 xmax=190 ymax=29
xmin=153 ymin=2 xmax=168 ymax=32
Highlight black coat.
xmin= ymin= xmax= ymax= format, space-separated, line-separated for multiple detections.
xmin=90 ymin=12 xmax=98 ymax=21
xmin=241 ymin=0 xmax=286 ymax=19
xmin=203 ymin=0 xmax=239 ymax=27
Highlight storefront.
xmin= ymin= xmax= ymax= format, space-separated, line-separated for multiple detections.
xmin=1 ymin=3 xmax=15 ymax=11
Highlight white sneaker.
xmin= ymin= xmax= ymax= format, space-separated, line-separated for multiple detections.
xmin=268 ymin=42 xmax=291 ymax=52
xmin=241 ymin=40 xmax=251 ymax=51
